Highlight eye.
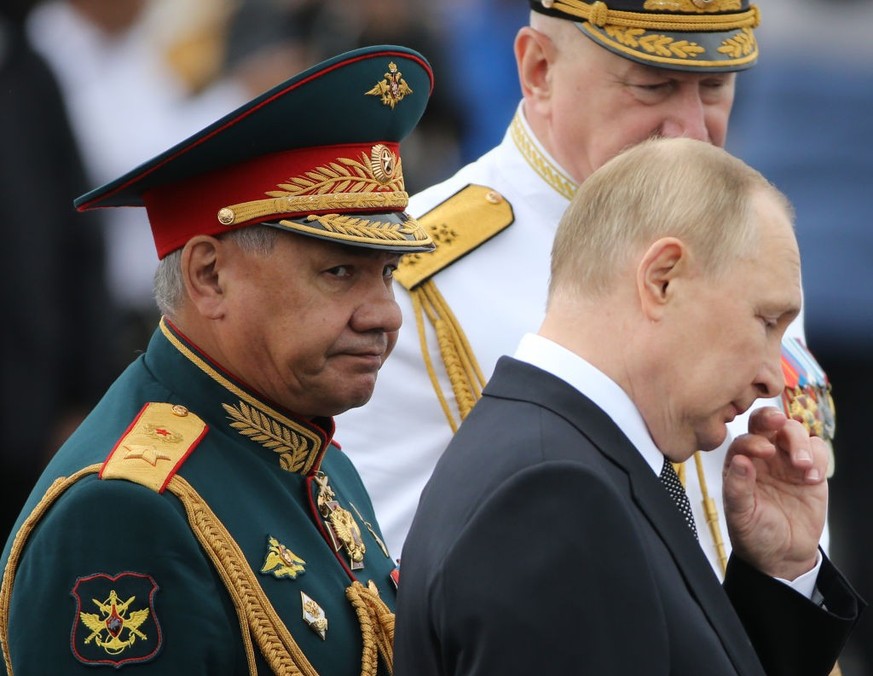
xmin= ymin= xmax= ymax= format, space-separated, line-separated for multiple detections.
xmin=327 ymin=265 xmax=352 ymax=278
xmin=702 ymin=79 xmax=727 ymax=91
xmin=635 ymin=81 xmax=670 ymax=91
xmin=383 ymin=262 xmax=398 ymax=279
xmin=759 ymin=315 xmax=779 ymax=330
xmin=699 ymin=78 xmax=733 ymax=103
xmin=629 ymin=81 xmax=674 ymax=103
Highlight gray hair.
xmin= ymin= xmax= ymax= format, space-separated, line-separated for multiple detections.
xmin=549 ymin=137 xmax=793 ymax=301
xmin=153 ymin=225 xmax=280 ymax=317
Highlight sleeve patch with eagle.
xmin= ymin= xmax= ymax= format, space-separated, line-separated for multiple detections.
xmin=70 ymin=572 xmax=162 ymax=667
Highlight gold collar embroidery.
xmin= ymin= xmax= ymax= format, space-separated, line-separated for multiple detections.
xmin=160 ymin=320 xmax=326 ymax=474
xmin=510 ymin=111 xmax=577 ymax=201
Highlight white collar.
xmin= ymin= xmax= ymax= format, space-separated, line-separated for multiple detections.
xmin=513 ymin=333 xmax=662 ymax=476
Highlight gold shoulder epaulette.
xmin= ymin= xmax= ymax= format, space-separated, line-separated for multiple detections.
xmin=395 ymin=184 xmax=514 ymax=290
xmin=100 ymin=403 xmax=208 ymax=493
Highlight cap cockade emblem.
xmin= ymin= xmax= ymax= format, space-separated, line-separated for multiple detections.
xmin=366 ymin=61 xmax=413 ymax=109
xmin=369 ymin=144 xmax=398 ymax=184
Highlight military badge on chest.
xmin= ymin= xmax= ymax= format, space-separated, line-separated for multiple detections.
xmin=260 ymin=536 xmax=306 ymax=579
xmin=314 ymin=472 xmax=366 ymax=570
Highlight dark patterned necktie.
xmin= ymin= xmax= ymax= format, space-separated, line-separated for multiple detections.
xmin=659 ymin=458 xmax=698 ymax=540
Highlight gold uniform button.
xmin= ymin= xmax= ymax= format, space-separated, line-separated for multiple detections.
xmin=171 ymin=405 xmax=189 ymax=417
xmin=485 ymin=190 xmax=503 ymax=205
xmin=217 ymin=207 xmax=235 ymax=225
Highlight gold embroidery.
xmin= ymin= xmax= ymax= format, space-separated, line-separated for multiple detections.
xmin=79 ymin=590 xmax=150 ymax=655
xmin=395 ymin=184 xmax=515 ymax=290
xmin=141 ymin=423 xmax=184 ymax=444
xmin=643 ymin=0 xmax=742 ymax=12
xmin=606 ymin=26 xmax=706 ymax=59
xmin=123 ymin=445 xmax=172 ymax=466
xmin=101 ymin=403 xmax=207 ymax=492
xmin=510 ymin=115 xmax=576 ymax=201
xmin=216 ymin=149 xmax=409 ymax=228
xmin=269 ymin=151 xmax=405 ymax=196
xmin=302 ymin=213 xmax=426 ymax=244
xmin=718 ymin=27 xmax=756 ymax=58
xmin=365 ymin=61 xmax=413 ymax=109
xmin=580 ymin=20 xmax=757 ymax=69
xmin=160 ymin=322 xmax=326 ymax=473
xmin=223 ymin=401 xmax=317 ymax=474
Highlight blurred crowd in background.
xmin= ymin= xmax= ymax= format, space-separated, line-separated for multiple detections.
xmin=1 ymin=0 xmax=871 ymax=672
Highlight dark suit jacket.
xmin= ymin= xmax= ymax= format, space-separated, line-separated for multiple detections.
xmin=395 ymin=357 xmax=862 ymax=675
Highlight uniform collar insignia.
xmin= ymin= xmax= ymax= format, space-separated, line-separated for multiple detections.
xmin=160 ymin=318 xmax=333 ymax=474
xmin=510 ymin=110 xmax=577 ymax=201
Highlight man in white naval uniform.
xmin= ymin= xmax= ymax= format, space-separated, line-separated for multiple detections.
xmin=337 ymin=0 xmax=836 ymax=581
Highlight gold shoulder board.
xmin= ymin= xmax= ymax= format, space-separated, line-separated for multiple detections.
xmin=395 ymin=184 xmax=514 ymax=290
xmin=100 ymin=403 xmax=208 ymax=493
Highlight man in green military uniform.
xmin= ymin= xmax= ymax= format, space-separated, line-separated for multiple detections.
xmin=0 ymin=45 xmax=434 ymax=675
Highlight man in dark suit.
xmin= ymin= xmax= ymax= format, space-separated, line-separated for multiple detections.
xmin=394 ymin=137 xmax=864 ymax=676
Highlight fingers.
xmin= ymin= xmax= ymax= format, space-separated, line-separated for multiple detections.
xmin=774 ymin=417 xmax=829 ymax=484
xmin=723 ymin=452 xmax=757 ymax=519
xmin=735 ymin=407 xmax=827 ymax=485
xmin=804 ymin=436 xmax=829 ymax=484
xmin=746 ymin=406 xmax=787 ymax=439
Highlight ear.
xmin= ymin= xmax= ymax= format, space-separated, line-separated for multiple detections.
xmin=636 ymin=237 xmax=688 ymax=321
xmin=514 ymin=26 xmax=556 ymax=108
xmin=180 ymin=235 xmax=226 ymax=319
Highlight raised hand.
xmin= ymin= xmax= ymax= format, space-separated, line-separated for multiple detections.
xmin=723 ymin=407 xmax=829 ymax=581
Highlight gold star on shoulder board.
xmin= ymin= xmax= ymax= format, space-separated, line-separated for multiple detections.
xmin=123 ymin=445 xmax=172 ymax=466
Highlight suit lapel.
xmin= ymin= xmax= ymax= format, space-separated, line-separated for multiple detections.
xmin=484 ymin=357 xmax=765 ymax=675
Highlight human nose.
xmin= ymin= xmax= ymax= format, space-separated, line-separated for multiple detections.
xmin=755 ymin=342 xmax=786 ymax=400
xmin=660 ymin=88 xmax=709 ymax=142
xmin=350 ymin=281 xmax=402 ymax=334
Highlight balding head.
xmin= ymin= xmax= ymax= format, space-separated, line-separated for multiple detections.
xmin=548 ymin=137 xmax=792 ymax=303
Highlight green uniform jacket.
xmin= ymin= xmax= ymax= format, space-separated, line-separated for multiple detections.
xmin=0 ymin=319 xmax=397 ymax=675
